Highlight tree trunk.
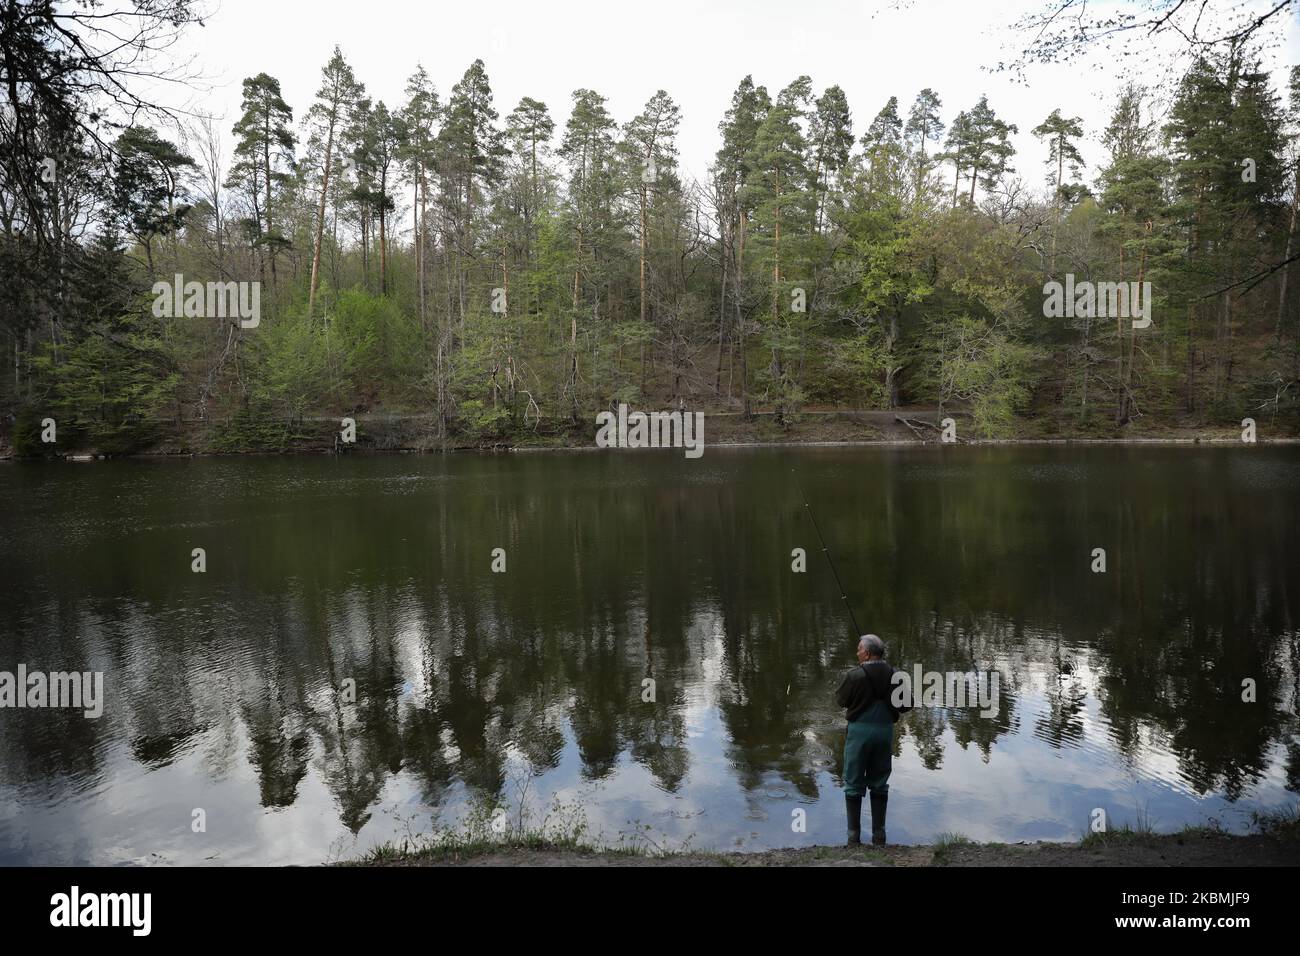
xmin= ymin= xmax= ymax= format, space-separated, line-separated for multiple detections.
xmin=307 ymin=115 xmax=336 ymax=321
xmin=715 ymin=206 xmax=729 ymax=395
xmin=639 ymin=181 xmax=648 ymax=328
xmin=419 ymin=172 xmax=428 ymax=330
xmin=379 ymin=171 xmax=388 ymax=296
xmin=1277 ymin=165 xmax=1299 ymax=340
xmin=886 ymin=312 xmax=900 ymax=408
xmin=360 ymin=212 xmax=369 ymax=292
xmin=772 ymin=168 xmax=782 ymax=321
xmin=640 ymin=178 xmax=648 ymax=393
xmin=1050 ymin=141 xmax=1063 ymax=275
xmin=736 ymin=209 xmax=750 ymax=418
xmin=1117 ymin=234 xmax=1147 ymax=425
xmin=263 ymin=108 xmax=278 ymax=301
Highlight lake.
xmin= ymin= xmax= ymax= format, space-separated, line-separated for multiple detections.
xmin=1 ymin=445 xmax=1297 ymax=864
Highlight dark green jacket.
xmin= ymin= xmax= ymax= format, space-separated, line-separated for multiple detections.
xmin=836 ymin=660 xmax=899 ymax=723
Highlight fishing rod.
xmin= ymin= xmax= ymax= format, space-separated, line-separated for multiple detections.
xmin=793 ymin=468 xmax=863 ymax=640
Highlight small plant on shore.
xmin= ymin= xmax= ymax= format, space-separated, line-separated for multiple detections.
xmin=350 ymin=786 xmax=601 ymax=865
xmin=932 ymin=831 xmax=973 ymax=863
xmin=1081 ymin=822 xmax=1158 ymax=850
xmin=1174 ymin=817 xmax=1226 ymax=841
xmin=612 ymin=819 xmax=696 ymax=858
xmin=1251 ymin=805 xmax=1300 ymax=841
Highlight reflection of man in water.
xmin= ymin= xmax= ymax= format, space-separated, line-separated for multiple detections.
xmin=835 ymin=634 xmax=898 ymax=846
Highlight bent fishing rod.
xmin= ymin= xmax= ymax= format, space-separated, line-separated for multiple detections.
xmin=792 ymin=468 xmax=863 ymax=639
xmin=793 ymin=468 xmax=907 ymax=664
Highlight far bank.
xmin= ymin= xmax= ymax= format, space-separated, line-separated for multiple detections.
xmin=4 ymin=406 xmax=1298 ymax=460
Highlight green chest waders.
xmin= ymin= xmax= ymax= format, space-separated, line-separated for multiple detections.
xmin=843 ymin=699 xmax=893 ymax=845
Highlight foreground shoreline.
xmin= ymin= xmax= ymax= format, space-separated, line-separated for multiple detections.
xmin=348 ymin=827 xmax=1300 ymax=868
xmin=348 ymin=822 xmax=1300 ymax=868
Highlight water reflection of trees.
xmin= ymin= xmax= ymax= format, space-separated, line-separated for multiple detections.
xmin=1 ymin=448 xmax=1297 ymax=840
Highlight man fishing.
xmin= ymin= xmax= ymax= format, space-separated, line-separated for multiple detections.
xmin=836 ymin=634 xmax=902 ymax=846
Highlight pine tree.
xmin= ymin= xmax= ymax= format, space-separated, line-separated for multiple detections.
xmin=397 ymin=66 xmax=440 ymax=332
xmin=862 ymin=97 xmax=906 ymax=198
xmin=438 ymin=59 xmax=505 ymax=330
xmin=904 ymin=88 xmax=944 ymax=205
xmin=742 ymin=76 xmax=814 ymax=420
xmin=109 ymin=127 xmax=195 ymax=277
xmin=1098 ymin=84 xmax=1167 ymax=425
xmin=809 ymin=85 xmax=853 ymax=234
xmin=1277 ymin=66 xmax=1300 ymax=342
xmin=504 ymin=97 xmax=555 ymax=266
xmin=560 ymin=88 xmax=619 ymax=417
xmin=304 ymin=46 xmax=362 ymax=321
xmin=962 ymin=95 xmax=1017 ymax=203
xmin=713 ymin=76 xmax=771 ymax=412
xmin=1165 ymin=52 xmax=1284 ymax=411
xmin=1032 ymin=108 xmax=1084 ymax=274
xmin=369 ymin=102 xmax=399 ymax=296
xmin=942 ymin=109 xmax=972 ymax=205
xmin=228 ymin=73 xmax=296 ymax=298
xmin=1033 ymin=108 xmax=1084 ymax=198
xmin=624 ymin=90 xmax=682 ymax=388
xmin=844 ymin=98 xmax=932 ymax=409
xmin=347 ymin=96 xmax=377 ymax=291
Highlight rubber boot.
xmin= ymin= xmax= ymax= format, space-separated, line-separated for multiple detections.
xmin=845 ymin=795 xmax=863 ymax=846
xmin=870 ymin=792 xmax=888 ymax=845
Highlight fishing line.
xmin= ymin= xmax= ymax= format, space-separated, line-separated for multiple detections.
xmin=792 ymin=468 xmax=863 ymax=639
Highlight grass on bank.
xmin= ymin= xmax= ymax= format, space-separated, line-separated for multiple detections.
xmin=1079 ymin=805 xmax=1300 ymax=850
xmin=931 ymin=832 xmax=975 ymax=863
xmin=1250 ymin=805 xmax=1300 ymax=841
xmin=344 ymin=795 xmax=688 ymax=866
xmin=345 ymin=800 xmax=1300 ymax=866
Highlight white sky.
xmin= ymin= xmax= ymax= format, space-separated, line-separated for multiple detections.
xmin=152 ymin=0 xmax=1300 ymax=191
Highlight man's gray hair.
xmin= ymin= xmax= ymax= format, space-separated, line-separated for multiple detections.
xmin=858 ymin=634 xmax=886 ymax=658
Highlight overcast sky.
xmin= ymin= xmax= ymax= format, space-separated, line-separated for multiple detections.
xmin=154 ymin=0 xmax=1300 ymax=191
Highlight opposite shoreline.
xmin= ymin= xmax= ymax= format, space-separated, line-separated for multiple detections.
xmin=5 ymin=403 xmax=1299 ymax=460
xmin=6 ymin=436 xmax=1298 ymax=462
xmin=4 ymin=410 xmax=1299 ymax=462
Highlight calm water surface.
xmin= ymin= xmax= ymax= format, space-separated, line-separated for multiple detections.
xmin=1 ymin=446 xmax=1297 ymax=864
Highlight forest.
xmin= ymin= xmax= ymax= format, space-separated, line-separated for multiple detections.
xmin=4 ymin=0 xmax=1300 ymax=455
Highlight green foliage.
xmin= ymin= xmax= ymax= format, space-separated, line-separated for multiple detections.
xmin=249 ymin=308 xmax=333 ymax=419
xmin=1032 ymin=108 xmax=1085 ymax=194
xmin=12 ymin=406 xmax=51 ymax=457
xmin=935 ymin=314 xmax=1042 ymax=438
xmin=455 ymin=398 xmax=512 ymax=438
xmin=228 ymin=72 xmax=296 ymax=251
xmin=329 ymin=289 xmax=424 ymax=403
xmin=28 ymin=328 xmax=176 ymax=454
xmin=109 ymin=127 xmax=196 ymax=260
xmin=209 ymin=402 xmax=294 ymax=452
xmin=826 ymin=329 xmax=889 ymax=407
xmin=7 ymin=40 xmax=1300 ymax=448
